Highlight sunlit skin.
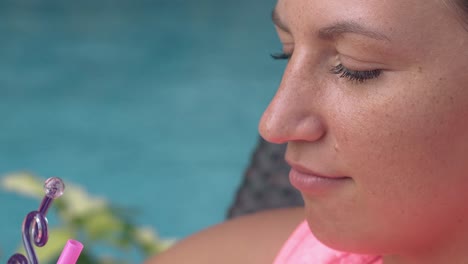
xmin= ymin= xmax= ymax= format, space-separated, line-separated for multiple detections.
xmin=259 ymin=0 xmax=468 ymax=263
xmin=145 ymin=1 xmax=468 ymax=264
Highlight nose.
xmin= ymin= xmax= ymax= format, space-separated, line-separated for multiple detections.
xmin=258 ymin=56 xmax=326 ymax=144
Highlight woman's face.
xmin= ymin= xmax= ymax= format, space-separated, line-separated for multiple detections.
xmin=259 ymin=0 xmax=468 ymax=260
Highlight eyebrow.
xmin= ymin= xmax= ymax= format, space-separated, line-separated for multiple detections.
xmin=271 ymin=8 xmax=391 ymax=42
xmin=318 ymin=21 xmax=390 ymax=42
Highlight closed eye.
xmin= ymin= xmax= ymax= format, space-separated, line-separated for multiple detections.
xmin=271 ymin=52 xmax=292 ymax=60
xmin=330 ymin=64 xmax=381 ymax=83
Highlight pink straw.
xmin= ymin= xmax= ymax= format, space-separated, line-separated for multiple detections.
xmin=56 ymin=239 xmax=83 ymax=264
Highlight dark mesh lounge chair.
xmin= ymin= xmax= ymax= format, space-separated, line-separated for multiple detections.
xmin=227 ymin=137 xmax=304 ymax=219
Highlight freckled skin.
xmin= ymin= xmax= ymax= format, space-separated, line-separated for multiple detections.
xmin=259 ymin=0 xmax=468 ymax=263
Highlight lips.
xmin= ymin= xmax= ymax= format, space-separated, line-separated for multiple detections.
xmin=287 ymin=162 xmax=352 ymax=196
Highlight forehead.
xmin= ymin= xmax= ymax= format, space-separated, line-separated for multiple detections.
xmin=274 ymin=0 xmax=467 ymax=56
xmin=275 ymin=0 xmax=450 ymax=35
xmin=276 ymin=0 xmax=440 ymax=18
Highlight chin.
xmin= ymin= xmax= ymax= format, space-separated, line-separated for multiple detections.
xmin=310 ymin=225 xmax=385 ymax=255
xmin=303 ymin=208 xmax=386 ymax=256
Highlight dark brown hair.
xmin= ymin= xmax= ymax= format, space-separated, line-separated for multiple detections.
xmin=460 ymin=0 xmax=468 ymax=15
xmin=442 ymin=0 xmax=468 ymax=30
xmin=454 ymin=0 xmax=468 ymax=25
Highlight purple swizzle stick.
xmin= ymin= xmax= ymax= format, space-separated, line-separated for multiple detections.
xmin=7 ymin=177 xmax=65 ymax=264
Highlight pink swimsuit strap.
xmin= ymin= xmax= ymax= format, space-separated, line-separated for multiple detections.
xmin=273 ymin=220 xmax=383 ymax=264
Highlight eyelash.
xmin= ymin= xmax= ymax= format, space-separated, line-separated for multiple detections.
xmin=270 ymin=52 xmax=291 ymax=60
xmin=330 ymin=64 xmax=381 ymax=83
xmin=271 ymin=52 xmax=382 ymax=83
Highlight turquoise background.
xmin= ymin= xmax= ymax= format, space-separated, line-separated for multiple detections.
xmin=0 ymin=0 xmax=286 ymax=262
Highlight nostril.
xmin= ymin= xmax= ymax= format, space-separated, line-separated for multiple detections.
xmin=296 ymin=116 xmax=327 ymax=142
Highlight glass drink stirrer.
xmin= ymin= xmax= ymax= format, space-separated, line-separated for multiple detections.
xmin=7 ymin=177 xmax=65 ymax=264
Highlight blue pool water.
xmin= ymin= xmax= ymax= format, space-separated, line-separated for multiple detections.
xmin=0 ymin=0 xmax=285 ymax=262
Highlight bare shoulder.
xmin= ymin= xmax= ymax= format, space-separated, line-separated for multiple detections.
xmin=144 ymin=207 xmax=305 ymax=264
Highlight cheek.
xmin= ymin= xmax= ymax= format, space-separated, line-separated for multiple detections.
xmin=326 ymin=76 xmax=468 ymax=249
xmin=334 ymin=76 xmax=468 ymax=187
xmin=309 ymin=76 xmax=468 ymax=253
